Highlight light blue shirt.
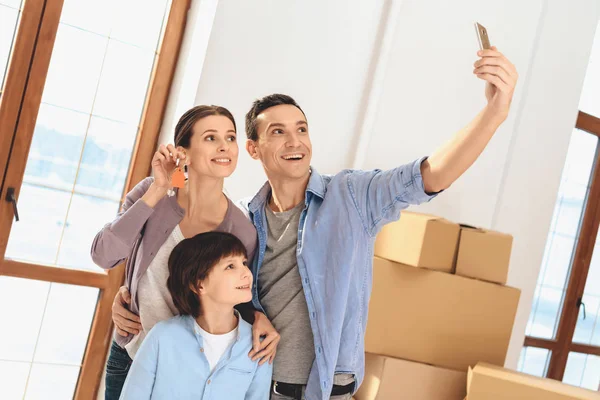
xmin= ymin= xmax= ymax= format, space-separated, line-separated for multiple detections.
xmin=119 ymin=314 xmax=272 ymax=400
xmin=245 ymin=158 xmax=436 ymax=400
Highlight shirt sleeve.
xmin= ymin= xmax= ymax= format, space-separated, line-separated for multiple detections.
xmin=244 ymin=362 xmax=273 ymax=400
xmin=119 ymin=328 xmax=159 ymax=400
xmin=347 ymin=156 xmax=439 ymax=236
xmin=90 ymin=177 xmax=155 ymax=269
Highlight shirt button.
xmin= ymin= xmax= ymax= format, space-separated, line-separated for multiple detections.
xmin=200 ymin=348 xmax=204 ymax=353
xmin=207 ymin=379 xmax=211 ymax=385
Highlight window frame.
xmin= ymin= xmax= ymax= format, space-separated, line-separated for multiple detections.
xmin=524 ymin=111 xmax=600 ymax=382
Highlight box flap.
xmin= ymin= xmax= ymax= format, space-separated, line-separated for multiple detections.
xmin=459 ymin=223 xmax=480 ymax=230
xmin=459 ymin=224 xmax=513 ymax=238
xmin=467 ymin=366 xmax=474 ymax=394
xmin=403 ymin=211 xmax=448 ymax=223
xmin=472 ymin=363 xmax=600 ymax=399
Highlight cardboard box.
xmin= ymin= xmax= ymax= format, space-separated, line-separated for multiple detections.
xmin=365 ymin=257 xmax=521 ymax=372
xmin=455 ymin=225 xmax=513 ymax=284
xmin=355 ymin=353 xmax=467 ymax=400
xmin=374 ymin=212 xmax=460 ymax=273
xmin=467 ymin=363 xmax=600 ymax=399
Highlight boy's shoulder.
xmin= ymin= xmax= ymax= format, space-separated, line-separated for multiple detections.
xmin=149 ymin=315 xmax=193 ymax=342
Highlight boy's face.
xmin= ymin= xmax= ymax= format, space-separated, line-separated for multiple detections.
xmin=246 ymin=104 xmax=312 ymax=182
xmin=199 ymin=254 xmax=252 ymax=306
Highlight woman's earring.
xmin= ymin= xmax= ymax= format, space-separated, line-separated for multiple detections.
xmin=184 ymin=164 xmax=189 ymax=180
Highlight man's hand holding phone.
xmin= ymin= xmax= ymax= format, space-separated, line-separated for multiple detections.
xmin=473 ymin=22 xmax=518 ymax=121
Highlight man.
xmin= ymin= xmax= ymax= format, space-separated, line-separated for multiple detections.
xmin=244 ymin=47 xmax=518 ymax=400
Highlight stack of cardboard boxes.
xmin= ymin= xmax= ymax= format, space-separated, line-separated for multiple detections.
xmin=356 ymin=212 xmax=600 ymax=400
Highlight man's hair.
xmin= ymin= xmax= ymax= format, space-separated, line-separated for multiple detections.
xmin=167 ymin=231 xmax=248 ymax=317
xmin=245 ymin=93 xmax=306 ymax=141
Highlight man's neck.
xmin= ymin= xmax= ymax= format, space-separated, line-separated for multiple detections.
xmin=268 ymin=173 xmax=310 ymax=212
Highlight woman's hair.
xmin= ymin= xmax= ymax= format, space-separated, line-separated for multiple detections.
xmin=167 ymin=231 xmax=248 ymax=317
xmin=174 ymin=105 xmax=237 ymax=148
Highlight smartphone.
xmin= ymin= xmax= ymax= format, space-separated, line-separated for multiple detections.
xmin=474 ymin=22 xmax=491 ymax=50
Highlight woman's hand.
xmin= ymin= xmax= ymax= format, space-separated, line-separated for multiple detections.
xmin=248 ymin=311 xmax=280 ymax=365
xmin=112 ymin=286 xmax=142 ymax=337
xmin=151 ymin=144 xmax=185 ymax=189
xmin=142 ymin=144 xmax=186 ymax=207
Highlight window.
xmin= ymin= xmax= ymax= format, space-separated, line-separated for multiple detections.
xmin=520 ymin=20 xmax=600 ymax=386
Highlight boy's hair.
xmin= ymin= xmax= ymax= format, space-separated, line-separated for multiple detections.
xmin=167 ymin=231 xmax=248 ymax=317
xmin=245 ymin=93 xmax=306 ymax=141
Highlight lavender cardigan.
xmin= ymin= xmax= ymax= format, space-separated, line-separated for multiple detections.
xmin=91 ymin=177 xmax=257 ymax=347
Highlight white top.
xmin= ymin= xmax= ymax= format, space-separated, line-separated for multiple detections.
xmin=126 ymin=225 xmax=184 ymax=358
xmin=194 ymin=320 xmax=239 ymax=372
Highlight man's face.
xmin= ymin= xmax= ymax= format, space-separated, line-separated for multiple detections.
xmin=246 ymin=104 xmax=312 ymax=182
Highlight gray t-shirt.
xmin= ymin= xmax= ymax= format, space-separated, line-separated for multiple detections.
xmin=259 ymin=201 xmax=315 ymax=384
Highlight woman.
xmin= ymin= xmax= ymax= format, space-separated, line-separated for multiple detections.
xmin=91 ymin=106 xmax=278 ymax=400
xmin=119 ymin=231 xmax=272 ymax=399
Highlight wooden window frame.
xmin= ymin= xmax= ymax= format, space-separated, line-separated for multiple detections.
xmin=0 ymin=0 xmax=191 ymax=398
xmin=524 ymin=111 xmax=600 ymax=381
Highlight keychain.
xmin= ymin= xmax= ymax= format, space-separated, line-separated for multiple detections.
xmin=167 ymin=158 xmax=186 ymax=197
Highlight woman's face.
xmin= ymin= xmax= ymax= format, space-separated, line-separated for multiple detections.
xmin=183 ymin=115 xmax=238 ymax=179
xmin=199 ymin=254 xmax=253 ymax=307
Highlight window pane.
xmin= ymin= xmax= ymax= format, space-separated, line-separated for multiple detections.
xmin=92 ymin=40 xmax=155 ymax=123
xmin=23 ymin=103 xmax=89 ymax=189
xmin=0 ymin=1 xmax=22 ymax=92
xmin=5 ymin=184 xmax=71 ymax=265
xmin=563 ymin=352 xmax=600 ymax=391
xmin=517 ymin=347 xmax=550 ymax=377
xmin=110 ymin=0 xmax=168 ymax=50
xmin=6 ymin=0 xmax=171 ymax=272
xmin=0 ymin=361 xmax=30 ymax=399
xmin=0 ymin=277 xmax=49 ymax=362
xmin=56 ymin=194 xmax=120 ymax=271
xmin=59 ymin=0 xmax=115 ymax=36
xmin=0 ymin=277 xmax=98 ymax=398
xmin=74 ymin=117 xmax=137 ymax=198
xmin=527 ymin=286 xmax=564 ymax=339
xmin=33 ymin=283 xmax=98 ymax=365
xmin=526 ymin=129 xmax=597 ymax=339
xmin=41 ymin=24 xmax=107 ymax=114
xmin=24 ymin=364 xmax=80 ymax=400
xmin=573 ymin=293 xmax=600 ymax=345
xmin=579 ymin=20 xmax=600 ymax=118
xmin=0 ymin=0 xmax=23 ymax=8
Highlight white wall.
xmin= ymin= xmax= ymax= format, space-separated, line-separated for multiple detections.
xmin=158 ymin=0 xmax=600 ymax=372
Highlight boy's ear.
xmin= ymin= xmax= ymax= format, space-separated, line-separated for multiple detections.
xmin=189 ymin=281 xmax=204 ymax=295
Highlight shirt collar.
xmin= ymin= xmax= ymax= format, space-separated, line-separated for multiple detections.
xmin=188 ymin=310 xmax=247 ymax=342
xmin=248 ymin=167 xmax=326 ymax=213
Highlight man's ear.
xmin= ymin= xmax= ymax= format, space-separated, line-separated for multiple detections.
xmin=246 ymin=140 xmax=260 ymax=160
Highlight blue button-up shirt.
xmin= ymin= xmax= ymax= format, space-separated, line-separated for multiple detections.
xmin=119 ymin=315 xmax=272 ymax=399
xmin=245 ymin=157 xmax=436 ymax=400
